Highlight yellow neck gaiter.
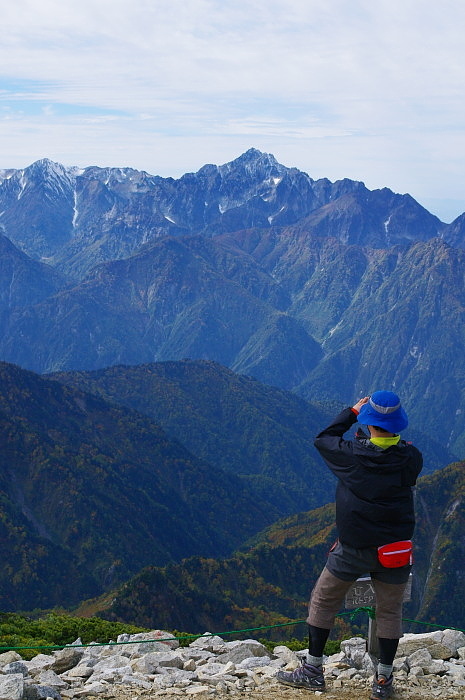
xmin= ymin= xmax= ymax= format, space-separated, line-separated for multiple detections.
xmin=370 ymin=435 xmax=401 ymax=449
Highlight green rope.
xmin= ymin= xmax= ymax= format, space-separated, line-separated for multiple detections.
xmin=2 ymin=611 xmax=465 ymax=653
xmin=401 ymin=617 xmax=465 ymax=634
xmin=0 ymin=619 xmax=307 ymax=652
xmin=340 ymin=606 xmax=376 ymax=621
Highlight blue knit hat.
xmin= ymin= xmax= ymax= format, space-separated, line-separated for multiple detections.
xmin=358 ymin=390 xmax=408 ymax=432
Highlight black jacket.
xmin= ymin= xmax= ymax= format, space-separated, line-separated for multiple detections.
xmin=314 ymin=408 xmax=423 ymax=549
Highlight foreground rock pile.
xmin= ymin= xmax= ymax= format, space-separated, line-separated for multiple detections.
xmin=0 ymin=628 xmax=464 ymax=699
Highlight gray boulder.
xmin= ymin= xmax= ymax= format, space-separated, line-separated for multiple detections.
xmin=0 ymin=674 xmax=24 ymax=700
xmin=23 ymin=686 xmax=61 ymax=700
xmin=0 ymin=654 xmax=22 ymax=669
xmin=442 ymin=629 xmax=465 ymax=657
xmin=189 ymin=635 xmax=226 ymax=654
xmin=24 ymin=655 xmax=55 ymax=676
xmin=35 ymin=670 xmax=68 ymax=689
xmin=217 ymin=640 xmax=271 ymax=665
xmin=117 ymin=630 xmax=179 ymax=655
xmin=51 ymin=647 xmax=84 ymax=674
xmin=341 ymin=637 xmax=367 ymax=668
xmin=2 ymin=663 xmax=28 ymax=677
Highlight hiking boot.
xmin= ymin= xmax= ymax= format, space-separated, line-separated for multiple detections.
xmin=370 ymin=674 xmax=394 ymax=699
xmin=276 ymin=660 xmax=325 ymax=691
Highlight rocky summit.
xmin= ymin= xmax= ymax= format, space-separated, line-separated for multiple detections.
xmin=0 ymin=628 xmax=464 ymax=700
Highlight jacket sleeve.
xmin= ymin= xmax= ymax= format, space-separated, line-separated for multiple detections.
xmin=313 ymin=407 xmax=358 ymax=468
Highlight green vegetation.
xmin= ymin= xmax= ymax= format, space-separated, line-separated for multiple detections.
xmin=0 ymin=612 xmax=147 ymax=660
xmin=0 ymin=612 xmax=348 ymax=661
xmin=51 ymin=359 xmax=334 ymax=516
xmin=88 ymin=460 xmax=465 ymax=637
xmin=0 ymin=362 xmax=283 ymax=612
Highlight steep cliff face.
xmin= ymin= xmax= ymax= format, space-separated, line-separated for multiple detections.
xmin=0 ymin=159 xmax=76 ymax=258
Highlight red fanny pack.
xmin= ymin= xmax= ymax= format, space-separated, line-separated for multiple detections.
xmin=377 ymin=540 xmax=413 ymax=568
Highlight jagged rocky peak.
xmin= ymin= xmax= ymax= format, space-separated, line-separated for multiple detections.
xmin=82 ymin=164 xmax=154 ymax=186
xmin=24 ymin=158 xmax=75 ymax=184
xmin=219 ymin=147 xmax=286 ymax=179
xmin=193 ymin=148 xmax=286 ymax=186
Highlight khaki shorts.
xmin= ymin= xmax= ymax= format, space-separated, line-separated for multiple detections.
xmin=326 ymin=540 xmax=412 ymax=584
xmin=307 ymin=541 xmax=411 ymax=638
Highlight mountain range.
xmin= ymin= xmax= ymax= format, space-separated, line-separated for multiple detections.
xmin=2 ymin=148 xmax=459 ymax=279
xmin=0 ymin=149 xmax=464 ymax=465
xmin=1 ymin=148 xmax=465 ymax=627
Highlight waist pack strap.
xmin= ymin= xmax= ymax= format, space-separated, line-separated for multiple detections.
xmin=377 ymin=540 xmax=413 ymax=568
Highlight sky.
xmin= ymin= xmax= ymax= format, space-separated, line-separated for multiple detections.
xmin=2 ymin=0 xmax=465 ymax=222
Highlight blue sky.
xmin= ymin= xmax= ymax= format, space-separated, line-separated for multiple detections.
xmin=2 ymin=0 xmax=465 ymax=221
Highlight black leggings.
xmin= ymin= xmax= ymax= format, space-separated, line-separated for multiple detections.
xmin=308 ymin=625 xmax=399 ymax=664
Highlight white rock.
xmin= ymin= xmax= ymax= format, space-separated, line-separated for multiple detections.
xmin=272 ymin=646 xmax=299 ymax=666
xmin=94 ymin=665 xmax=134 ymax=683
xmin=62 ymin=664 xmax=94 ymax=679
xmin=427 ymin=660 xmax=448 ymax=675
xmin=340 ymin=637 xmax=367 ymax=668
xmin=91 ymin=655 xmax=130 ymax=672
xmin=0 ymin=653 xmax=22 ymax=668
xmin=189 ymin=635 xmax=226 ymax=653
xmin=397 ymin=631 xmax=443 ymax=657
xmin=338 ymin=667 xmax=359 ymax=679
xmin=428 ymin=642 xmax=456 ymax=660
xmin=222 ymin=661 xmax=235 ymax=674
xmin=24 ymin=655 xmax=55 ymax=675
xmin=442 ymin=629 xmax=465 ymax=656
xmin=236 ymin=656 xmax=271 ymax=670
xmin=196 ymin=662 xmax=227 ymax=677
xmin=408 ymin=647 xmax=433 ymax=670
xmin=118 ymin=631 xmax=179 ymax=656
xmin=393 ymin=656 xmax=408 ymax=672
xmin=260 ymin=665 xmax=284 ymax=678
xmin=120 ymin=675 xmax=152 ymax=688
xmin=153 ymin=651 xmax=185 ymax=669
xmin=162 ymin=669 xmax=196 ymax=684
xmin=183 ymin=659 xmax=196 ymax=672
xmin=2 ymin=662 xmax=28 ymax=677
xmin=0 ymin=674 xmax=24 ymax=700
xmin=216 ymin=640 xmax=271 ymax=665
xmin=197 ymin=674 xmax=237 ymax=686
xmin=409 ymin=666 xmax=424 ymax=677
xmin=184 ymin=685 xmax=212 ymax=695
xmin=36 ymin=670 xmax=68 ymax=688
xmin=444 ymin=661 xmax=465 ymax=679
xmin=130 ymin=653 xmax=161 ymax=675
xmin=71 ymin=681 xmax=109 ymax=696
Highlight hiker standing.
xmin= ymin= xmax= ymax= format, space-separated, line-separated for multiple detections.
xmin=277 ymin=391 xmax=423 ymax=700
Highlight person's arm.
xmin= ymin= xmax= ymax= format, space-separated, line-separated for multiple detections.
xmin=313 ymin=397 xmax=369 ymax=467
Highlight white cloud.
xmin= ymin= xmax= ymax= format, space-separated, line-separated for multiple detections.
xmin=1 ymin=0 xmax=465 ymax=220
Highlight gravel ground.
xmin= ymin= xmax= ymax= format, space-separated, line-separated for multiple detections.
xmin=106 ymin=675 xmax=463 ymax=700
